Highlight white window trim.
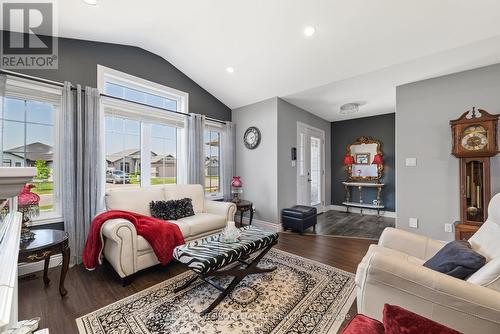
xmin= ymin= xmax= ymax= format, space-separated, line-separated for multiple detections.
xmin=204 ymin=121 xmax=223 ymax=199
xmin=2 ymin=76 xmax=63 ymax=225
xmin=97 ymin=65 xmax=189 ymax=114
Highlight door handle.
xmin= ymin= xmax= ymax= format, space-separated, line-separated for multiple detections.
xmin=307 ymin=178 xmax=312 ymax=182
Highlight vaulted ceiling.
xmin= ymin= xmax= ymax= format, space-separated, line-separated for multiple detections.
xmin=53 ymin=1 xmax=500 ymax=120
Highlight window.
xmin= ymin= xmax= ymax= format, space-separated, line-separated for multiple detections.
xmin=98 ymin=65 xmax=188 ymax=114
xmin=105 ymin=115 xmax=140 ymax=187
xmin=105 ymin=82 xmax=178 ymax=111
xmin=204 ymin=125 xmax=221 ymax=197
xmin=100 ymin=67 xmax=187 ymax=189
xmin=0 ymin=77 xmax=62 ymax=223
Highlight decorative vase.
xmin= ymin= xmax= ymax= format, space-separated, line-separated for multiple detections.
xmin=231 ymin=176 xmax=243 ymax=203
xmin=231 ymin=176 xmax=242 ymax=188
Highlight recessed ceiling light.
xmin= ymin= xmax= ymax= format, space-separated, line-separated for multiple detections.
xmin=83 ymin=0 xmax=97 ymax=5
xmin=303 ymin=26 xmax=316 ymax=37
xmin=226 ymin=67 xmax=235 ymax=74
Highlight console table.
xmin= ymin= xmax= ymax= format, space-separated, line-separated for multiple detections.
xmin=342 ymin=182 xmax=385 ymax=217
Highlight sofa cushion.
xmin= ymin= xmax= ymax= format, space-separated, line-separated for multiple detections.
xmin=469 ymin=220 xmax=500 ymax=262
xmin=105 ymin=186 xmax=165 ymax=216
xmin=383 ymin=304 xmax=461 ymax=334
xmin=467 ymin=257 xmax=500 ymax=291
xmin=176 ymin=198 xmax=195 ymax=219
xmin=150 ymin=200 xmax=178 ymax=220
xmin=172 ymin=221 xmax=191 ymax=238
xmin=366 ymin=244 xmax=425 ymax=266
xmin=178 ymin=213 xmax=225 ymax=236
xmin=164 ymin=184 xmax=205 ymax=213
xmin=423 ymin=240 xmax=485 ymax=279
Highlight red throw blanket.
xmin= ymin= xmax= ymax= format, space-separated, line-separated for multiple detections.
xmin=82 ymin=210 xmax=185 ymax=270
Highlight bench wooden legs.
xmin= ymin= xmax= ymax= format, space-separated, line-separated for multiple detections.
xmin=174 ymin=240 xmax=278 ymax=315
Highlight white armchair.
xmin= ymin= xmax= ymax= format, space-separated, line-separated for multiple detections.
xmin=356 ymin=194 xmax=500 ymax=334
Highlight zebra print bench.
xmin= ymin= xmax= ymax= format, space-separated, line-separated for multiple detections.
xmin=173 ymin=226 xmax=279 ymax=314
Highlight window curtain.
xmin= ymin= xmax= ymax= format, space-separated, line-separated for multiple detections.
xmin=187 ymin=113 xmax=205 ymax=185
xmin=221 ymin=121 xmax=235 ymax=200
xmin=62 ymin=83 xmax=104 ymax=265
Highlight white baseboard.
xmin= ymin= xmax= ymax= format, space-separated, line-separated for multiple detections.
xmin=241 ymin=217 xmax=282 ymax=232
xmin=328 ymin=205 xmax=397 ymax=218
xmin=18 ymin=254 xmax=63 ymax=276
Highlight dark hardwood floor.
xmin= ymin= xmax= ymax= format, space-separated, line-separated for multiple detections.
xmin=291 ymin=210 xmax=395 ymax=239
xmin=18 ymin=233 xmax=375 ymax=334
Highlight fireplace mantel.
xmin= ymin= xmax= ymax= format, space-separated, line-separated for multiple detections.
xmin=0 ymin=167 xmax=36 ymax=331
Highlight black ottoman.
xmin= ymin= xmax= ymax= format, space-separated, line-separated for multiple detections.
xmin=282 ymin=205 xmax=317 ymax=235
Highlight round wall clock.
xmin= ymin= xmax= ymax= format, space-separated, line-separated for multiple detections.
xmin=243 ymin=126 xmax=261 ymax=149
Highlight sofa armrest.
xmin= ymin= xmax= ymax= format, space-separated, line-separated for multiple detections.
xmin=378 ymin=227 xmax=445 ymax=261
xmin=357 ymin=250 xmax=500 ymax=333
xmin=101 ymin=218 xmax=138 ymax=278
xmin=204 ymin=200 xmax=236 ymax=222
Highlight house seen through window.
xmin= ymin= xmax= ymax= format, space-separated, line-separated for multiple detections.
xmin=0 ymin=97 xmax=58 ymax=214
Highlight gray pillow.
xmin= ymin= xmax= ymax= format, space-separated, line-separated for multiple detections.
xmin=423 ymin=240 xmax=486 ymax=279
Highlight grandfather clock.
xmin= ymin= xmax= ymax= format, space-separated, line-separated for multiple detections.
xmin=450 ymin=107 xmax=499 ymax=240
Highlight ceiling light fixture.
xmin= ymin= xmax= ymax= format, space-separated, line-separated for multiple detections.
xmin=303 ymin=26 xmax=316 ymax=37
xmin=339 ymin=103 xmax=359 ymax=115
xmin=83 ymin=0 xmax=98 ymax=5
xmin=226 ymin=67 xmax=235 ymax=74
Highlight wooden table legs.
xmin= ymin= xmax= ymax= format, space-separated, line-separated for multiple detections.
xmin=59 ymin=243 xmax=70 ymax=297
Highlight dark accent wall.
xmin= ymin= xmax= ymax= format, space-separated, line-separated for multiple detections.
xmin=2 ymin=32 xmax=231 ymax=121
xmin=331 ymin=113 xmax=395 ymax=212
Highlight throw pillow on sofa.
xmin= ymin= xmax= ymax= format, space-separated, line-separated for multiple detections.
xmin=175 ymin=198 xmax=195 ymax=219
xmin=150 ymin=200 xmax=178 ymax=221
xmin=423 ymin=240 xmax=485 ymax=279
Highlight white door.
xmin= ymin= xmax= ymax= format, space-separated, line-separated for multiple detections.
xmin=297 ymin=123 xmax=325 ymax=212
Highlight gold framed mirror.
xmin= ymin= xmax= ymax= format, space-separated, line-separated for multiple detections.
xmin=345 ymin=136 xmax=384 ymax=181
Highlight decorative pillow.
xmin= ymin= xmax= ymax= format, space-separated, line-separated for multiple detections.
xmin=423 ymin=240 xmax=485 ymax=279
xmin=383 ymin=304 xmax=461 ymax=334
xmin=150 ymin=200 xmax=178 ymax=221
xmin=175 ymin=198 xmax=195 ymax=219
xmin=341 ymin=314 xmax=385 ymax=334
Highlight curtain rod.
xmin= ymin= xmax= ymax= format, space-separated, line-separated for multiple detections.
xmin=0 ymin=69 xmax=228 ymax=124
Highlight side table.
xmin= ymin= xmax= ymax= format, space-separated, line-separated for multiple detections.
xmin=233 ymin=199 xmax=253 ymax=227
xmin=454 ymin=221 xmax=480 ymax=241
xmin=19 ymin=229 xmax=70 ymax=297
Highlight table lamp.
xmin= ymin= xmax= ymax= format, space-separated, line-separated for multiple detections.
xmin=17 ymin=184 xmax=40 ymax=242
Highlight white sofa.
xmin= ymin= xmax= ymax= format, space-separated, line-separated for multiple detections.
xmin=356 ymin=193 xmax=500 ymax=334
xmin=101 ymin=184 xmax=236 ymax=281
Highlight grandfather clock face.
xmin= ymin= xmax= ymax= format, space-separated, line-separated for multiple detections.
xmin=450 ymin=108 xmax=499 ymax=158
xmin=461 ymin=125 xmax=488 ymax=151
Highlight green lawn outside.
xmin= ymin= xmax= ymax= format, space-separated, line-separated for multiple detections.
xmin=129 ymin=177 xmax=177 ymax=185
xmin=151 ymin=177 xmax=176 ymax=185
xmin=32 ymin=181 xmax=53 ymax=195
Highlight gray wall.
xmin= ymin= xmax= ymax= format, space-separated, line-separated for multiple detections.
xmin=396 ymin=63 xmax=500 ymax=241
xmin=5 ymin=32 xmax=231 ymax=120
xmin=277 ymin=98 xmax=331 ymax=215
xmin=233 ymin=98 xmax=278 ymax=222
xmin=331 ymin=113 xmax=396 ymax=212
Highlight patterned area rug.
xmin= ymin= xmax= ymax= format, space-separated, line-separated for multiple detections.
xmin=76 ymin=249 xmax=356 ymax=334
